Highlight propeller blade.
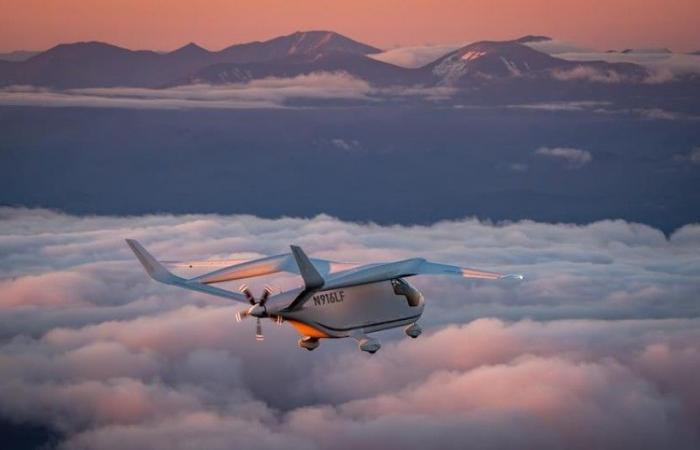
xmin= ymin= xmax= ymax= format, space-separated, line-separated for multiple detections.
xmin=259 ymin=285 xmax=272 ymax=305
xmin=255 ymin=318 xmax=264 ymax=341
xmin=235 ymin=310 xmax=249 ymax=322
xmin=239 ymin=284 xmax=256 ymax=305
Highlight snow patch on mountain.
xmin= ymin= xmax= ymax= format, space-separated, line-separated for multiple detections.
xmin=461 ymin=51 xmax=486 ymax=61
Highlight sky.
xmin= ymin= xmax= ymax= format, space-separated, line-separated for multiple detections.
xmin=0 ymin=0 xmax=699 ymax=53
xmin=1 ymin=208 xmax=699 ymax=449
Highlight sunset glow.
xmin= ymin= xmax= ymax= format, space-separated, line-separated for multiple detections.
xmin=1 ymin=0 xmax=699 ymax=52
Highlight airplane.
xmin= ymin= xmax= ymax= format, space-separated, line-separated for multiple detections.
xmin=126 ymin=240 xmax=523 ymax=353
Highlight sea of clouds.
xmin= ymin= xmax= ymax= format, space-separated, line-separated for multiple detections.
xmin=1 ymin=208 xmax=699 ymax=449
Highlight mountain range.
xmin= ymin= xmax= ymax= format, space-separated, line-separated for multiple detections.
xmin=0 ymin=30 xmax=682 ymax=90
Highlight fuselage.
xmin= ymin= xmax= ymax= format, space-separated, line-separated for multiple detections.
xmin=282 ymin=278 xmax=425 ymax=338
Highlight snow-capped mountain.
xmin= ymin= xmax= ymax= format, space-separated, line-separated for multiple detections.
xmin=424 ymin=40 xmax=648 ymax=85
xmin=426 ymin=40 xmax=566 ymax=83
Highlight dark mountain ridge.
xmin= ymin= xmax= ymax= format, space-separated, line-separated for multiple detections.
xmin=0 ymin=31 xmax=380 ymax=88
xmin=0 ymin=31 xmax=669 ymax=89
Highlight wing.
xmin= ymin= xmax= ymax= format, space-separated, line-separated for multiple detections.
xmin=189 ymin=254 xmax=360 ymax=284
xmin=126 ymin=239 xmax=249 ymax=303
xmin=130 ymin=242 xmax=360 ymax=285
xmin=321 ymin=257 xmax=522 ymax=290
xmin=162 ymin=258 xmax=250 ymax=268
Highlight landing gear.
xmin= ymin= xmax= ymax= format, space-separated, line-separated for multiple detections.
xmin=298 ymin=336 xmax=320 ymax=351
xmin=356 ymin=336 xmax=381 ymax=354
xmin=404 ymin=322 xmax=422 ymax=338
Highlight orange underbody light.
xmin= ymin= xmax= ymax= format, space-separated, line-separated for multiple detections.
xmin=287 ymin=320 xmax=330 ymax=338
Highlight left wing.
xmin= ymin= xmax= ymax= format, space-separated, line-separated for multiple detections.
xmin=190 ymin=254 xmax=359 ymax=284
xmin=126 ymin=240 xmax=250 ymax=303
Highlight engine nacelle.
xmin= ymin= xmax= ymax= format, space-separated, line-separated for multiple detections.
xmin=404 ymin=322 xmax=422 ymax=338
xmin=358 ymin=337 xmax=381 ymax=354
xmin=298 ymin=336 xmax=320 ymax=351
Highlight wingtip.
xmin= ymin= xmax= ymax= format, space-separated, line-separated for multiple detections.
xmin=500 ymin=273 xmax=525 ymax=281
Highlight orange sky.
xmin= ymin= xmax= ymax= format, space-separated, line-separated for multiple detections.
xmin=1 ymin=0 xmax=699 ymax=53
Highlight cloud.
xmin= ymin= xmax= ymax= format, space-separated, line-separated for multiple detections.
xmin=551 ymin=65 xmax=630 ymax=83
xmin=0 ymin=73 xmax=373 ymax=110
xmin=559 ymin=51 xmax=700 ymax=78
xmin=523 ymin=39 xmax=591 ymax=55
xmin=0 ymin=208 xmax=699 ymax=449
xmin=330 ymin=138 xmax=361 ymax=151
xmin=508 ymin=163 xmax=528 ymax=172
xmin=368 ymin=43 xmax=464 ymax=68
xmin=507 ymin=101 xmax=698 ymax=121
xmin=507 ymin=101 xmax=612 ymax=111
xmin=0 ymin=72 xmax=458 ymax=109
xmin=534 ymin=146 xmax=592 ymax=168
xmin=524 ymin=39 xmax=700 ymax=78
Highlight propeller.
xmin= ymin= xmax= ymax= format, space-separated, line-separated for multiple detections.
xmin=235 ymin=285 xmax=275 ymax=342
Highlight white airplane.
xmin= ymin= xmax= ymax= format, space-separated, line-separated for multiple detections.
xmin=126 ymin=240 xmax=522 ymax=353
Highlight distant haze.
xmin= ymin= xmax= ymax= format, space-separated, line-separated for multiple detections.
xmin=1 ymin=0 xmax=699 ymax=53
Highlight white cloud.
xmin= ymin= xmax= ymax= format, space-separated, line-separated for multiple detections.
xmin=0 ymin=209 xmax=699 ymax=449
xmin=523 ymin=39 xmax=591 ymax=55
xmin=507 ymin=101 xmax=612 ymax=111
xmin=552 ymin=65 xmax=629 ymax=83
xmin=330 ymin=138 xmax=361 ymax=151
xmin=0 ymin=73 xmax=373 ymax=110
xmin=0 ymin=72 xmax=459 ymax=109
xmin=534 ymin=43 xmax=700 ymax=78
xmin=534 ymin=146 xmax=593 ymax=168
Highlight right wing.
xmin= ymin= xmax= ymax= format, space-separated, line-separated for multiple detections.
xmin=321 ymin=258 xmax=523 ymax=290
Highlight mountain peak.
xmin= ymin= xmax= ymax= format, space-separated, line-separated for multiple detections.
xmin=283 ymin=30 xmax=380 ymax=56
xmin=217 ymin=29 xmax=380 ymax=63
xmin=169 ymin=42 xmax=209 ymax=56
xmin=34 ymin=41 xmax=137 ymax=62
xmin=429 ymin=40 xmax=563 ymax=83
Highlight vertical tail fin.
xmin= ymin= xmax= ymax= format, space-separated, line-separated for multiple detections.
xmin=290 ymin=245 xmax=325 ymax=290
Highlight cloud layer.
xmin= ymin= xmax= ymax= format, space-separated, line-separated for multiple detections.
xmin=0 ymin=208 xmax=699 ymax=449
xmin=0 ymin=73 xmax=371 ymax=110
xmin=0 ymin=72 xmax=457 ymax=110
